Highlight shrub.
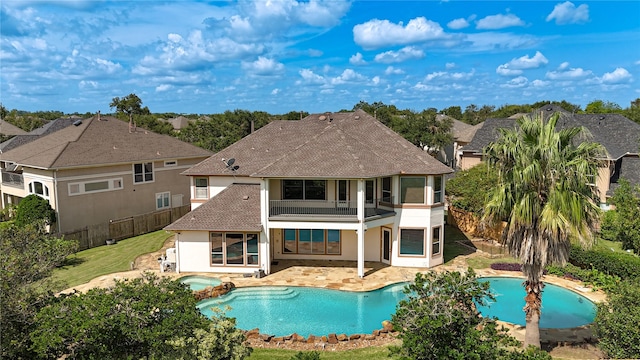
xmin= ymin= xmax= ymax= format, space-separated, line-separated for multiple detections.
xmin=446 ymin=165 xmax=498 ymax=215
xmin=390 ymin=269 xmax=547 ymax=360
xmin=14 ymin=194 xmax=56 ymax=228
xmin=593 ymin=278 xmax=640 ymax=359
xmin=545 ymin=263 xmax=620 ymax=291
xmin=569 ymin=245 xmax=640 ymax=280
xmin=598 ymin=209 xmax=618 ymax=242
xmin=491 ymin=263 xmax=523 ymax=272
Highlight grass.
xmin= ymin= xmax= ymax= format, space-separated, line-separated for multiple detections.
xmin=248 ymin=344 xmax=399 ymax=360
xmin=51 ymin=230 xmax=173 ymax=290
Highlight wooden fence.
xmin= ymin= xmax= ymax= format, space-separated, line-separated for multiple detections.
xmin=60 ymin=205 xmax=190 ymax=251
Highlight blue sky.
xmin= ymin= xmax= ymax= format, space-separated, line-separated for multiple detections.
xmin=1 ymin=1 xmax=639 ymax=115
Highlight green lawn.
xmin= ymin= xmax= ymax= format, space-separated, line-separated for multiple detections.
xmin=248 ymin=344 xmax=400 ymax=360
xmin=51 ymin=230 xmax=173 ymax=290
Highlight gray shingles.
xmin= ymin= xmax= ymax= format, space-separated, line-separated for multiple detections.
xmin=165 ymin=183 xmax=262 ymax=231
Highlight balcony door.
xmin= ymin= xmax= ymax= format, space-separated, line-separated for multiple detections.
xmin=381 ymin=227 xmax=391 ymax=264
xmin=337 ymin=180 xmax=349 ymax=208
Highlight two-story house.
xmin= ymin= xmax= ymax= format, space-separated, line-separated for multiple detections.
xmin=0 ymin=114 xmax=211 ymax=234
xmin=165 ymin=110 xmax=453 ymax=278
xmin=459 ymin=104 xmax=640 ymax=206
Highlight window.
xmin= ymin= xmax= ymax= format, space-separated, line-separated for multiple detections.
xmin=195 ymin=177 xmax=208 ymax=199
xmin=156 ymin=192 xmax=170 ymax=210
xmin=399 ymin=228 xmax=425 ymax=256
xmin=69 ymin=178 xmax=123 ymax=196
xmin=282 ymin=180 xmax=326 ymax=200
xmin=401 ymin=177 xmax=425 ymax=204
xmin=432 ymin=226 xmax=442 ymax=256
xmin=28 ymin=181 xmax=49 ymax=199
xmin=133 ymin=162 xmax=154 ymax=183
xmin=433 ymin=176 xmax=443 ymax=204
xmin=381 ymin=177 xmax=392 ymax=203
xmin=282 ymin=229 xmax=341 ymax=255
xmin=365 ymin=180 xmax=375 ymax=204
xmin=210 ymin=232 xmax=259 ymax=267
xmin=164 ymin=160 xmax=177 ymax=167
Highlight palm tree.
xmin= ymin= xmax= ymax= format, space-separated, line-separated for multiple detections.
xmin=481 ymin=112 xmax=606 ymax=348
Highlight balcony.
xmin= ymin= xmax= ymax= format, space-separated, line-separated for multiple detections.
xmin=269 ymin=199 xmax=395 ymax=222
xmin=1 ymin=170 xmax=24 ymax=189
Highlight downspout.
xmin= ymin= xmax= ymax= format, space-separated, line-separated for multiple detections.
xmin=175 ymin=232 xmax=180 ymax=273
xmin=54 ymin=169 xmax=61 ymax=234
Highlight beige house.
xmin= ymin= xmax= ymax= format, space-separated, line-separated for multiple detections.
xmin=0 ymin=114 xmax=211 ymax=233
xmin=459 ymin=104 xmax=640 ymax=205
xmin=165 ymin=110 xmax=453 ymax=278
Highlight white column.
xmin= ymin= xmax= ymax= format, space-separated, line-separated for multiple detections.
xmin=260 ymin=179 xmax=271 ymax=274
xmin=357 ymin=179 xmax=365 ymax=278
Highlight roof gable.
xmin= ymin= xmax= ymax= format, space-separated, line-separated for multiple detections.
xmin=0 ymin=120 xmax=27 ymax=136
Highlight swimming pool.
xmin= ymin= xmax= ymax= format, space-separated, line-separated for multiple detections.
xmin=476 ymin=277 xmax=596 ymax=328
xmin=180 ymin=275 xmax=222 ymax=291
xmin=197 ymin=283 xmax=408 ymax=337
xmin=192 ymin=276 xmax=596 ymax=336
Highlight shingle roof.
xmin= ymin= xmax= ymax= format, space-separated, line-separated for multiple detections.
xmin=462 ymin=105 xmax=640 ymax=160
xmin=0 ymin=117 xmax=78 ymax=153
xmin=0 ymin=115 xmax=211 ymax=169
xmin=183 ymin=109 xmax=452 ymax=178
xmin=608 ymin=156 xmax=640 ymax=196
xmin=164 ymin=183 xmax=262 ymax=231
xmin=0 ymin=120 xmax=27 ymax=136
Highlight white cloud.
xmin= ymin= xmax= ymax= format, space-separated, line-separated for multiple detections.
xmin=385 ymin=66 xmax=404 ymax=75
xmin=271 ymin=88 xmax=280 ymax=95
xmin=447 ymin=18 xmax=469 ymax=30
xmin=331 ymin=69 xmax=367 ymax=85
xmin=545 ymin=63 xmax=593 ymax=80
xmin=423 ymin=69 xmax=475 ymax=82
xmin=241 ymin=56 xmax=284 ymax=76
xmin=350 ymin=52 xmax=366 ymax=65
xmin=374 ymin=46 xmax=425 ymax=64
xmin=496 ymin=51 xmax=548 ymax=76
xmin=95 ymin=58 xmax=123 ymax=74
xmin=601 ymin=68 xmax=632 ymax=84
xmin=308 ymin=49 xmax=323 ymax=57
xmin=353 ymin=17 xmax=445 ymax=49
xmin=476 ymin=13 xmax=525 ymax=30
xmin=464 ymin=32 xmax=539 ymax=52
xmin=546 ymin=2 xmax=589 ymax=25
xmin=531 ymin=79 xmax=550 ymax=87
xmin=156 ymin=84 xmax=172 ymax=92
xmin=500 ymin=76 xmax=528 ymax=88
xmin=78 ymin=80 xmax=98 ymax=89
xmin=445 ymin=62 xmax=456 ymax=69
xmin=371 ymin=76 xmax=381 ymax=85
xmin=297 ymin=69 xmax=325 ymax=85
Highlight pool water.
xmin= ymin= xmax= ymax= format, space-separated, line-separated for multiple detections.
xmin=197 ymin=283 xmax=408 ymax=337
xmin=476 ymin=277 xmax=596 ymax=328
xmin=180 ymin=275 xmax=222 ymax=291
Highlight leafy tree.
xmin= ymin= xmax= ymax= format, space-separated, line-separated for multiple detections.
xmin=622 ymin=98 xmax=640 ymax=124
xmin=390 ymin=269 xmax=551 ymax=360
xmin=110 ymin=93 xmax=150 ymax=132
xmin=441 ymin=105 xmax=463 ymax=120
xmin=396 ymin=109 xmax=453 ymax=154
xmin=608 ymin=178 xmax=640 ymax=253
xmin=0 ymin=224 xmax=77 ymax=359
xmin=593 ymin=278 xmax=640 ymax=359
xmin=14 ymin=194 xmax=56 ymax=228
xmin=462 ymin=104 xmax=495 ymax=125
xmin=31 ymin=273 xmax=251 ymax=359
xmin=481 ymin=112 xmax=606 ymax=348
xmin=446 ymin=164 xmax=498 ymax=215
xmin=584 ymin=100 xmax=622 ymax=114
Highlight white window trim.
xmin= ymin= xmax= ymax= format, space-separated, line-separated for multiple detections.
xmin=133 ymin=162 xmax=154 ymax=184
xmin=68 ymin=177 xmax=124 ymax=196
xmin=398 ymin=228 xmax=426 ymax=257
xmin=28 ymin=181 xmax=50 ymax=200
xmin=400 ymin=176 xmax=426 ymax=204
xmin=432 ymin=225 xmax=442 ymax=256
xmin=156 ymin=191 xmax=171 ymax=210
xmin=432 ymin=175 xmax=443 ymax=204
xmin=194 ymin=177 xmax=209 ymax=199
xmin=164 ymin=160 xmax=178 ymax=167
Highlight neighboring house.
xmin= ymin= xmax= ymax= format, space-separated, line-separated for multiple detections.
xmin=437 ymin=115 xmax=482 ymax=169
xmin=0 ymin=114 xmax=211 ymax=233
xmin=459 ymin=104 xmax=640 ymax=205
xmin=0 ymin=116 xmax=81 ymax=153
xmin=161 ymin=116 xmax=193 ymax=131
xmin=165 ymin=110 xmax=453 ymax=278
xmin=0 ymin=120 xmax=27 ymax=136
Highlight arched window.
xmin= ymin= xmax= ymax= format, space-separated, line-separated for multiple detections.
xmin=28 ymin=181 xmax=50 ymax=199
